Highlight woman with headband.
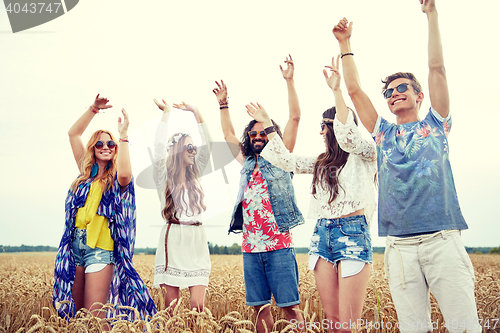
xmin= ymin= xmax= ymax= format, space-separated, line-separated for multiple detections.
xmin=152 ymin=99 xmax=212 ymax=312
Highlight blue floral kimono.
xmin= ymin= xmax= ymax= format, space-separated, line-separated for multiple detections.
xmin=52 ymin=175 xmax=157 ymax=320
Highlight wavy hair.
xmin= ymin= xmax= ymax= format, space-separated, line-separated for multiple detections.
xmin=161 ymin=133 xmax=206 ymax=222
xmin=71 ymin=130 xmax=118 ymax=192
xmin=240 ymin=119 xmax=282 ymax=157
xmin=312 ymin=107 xmax=358 ymax=204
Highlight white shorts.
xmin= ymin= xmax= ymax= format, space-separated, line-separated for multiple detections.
xmin=385 ymin=230 xmax=481 ymax=333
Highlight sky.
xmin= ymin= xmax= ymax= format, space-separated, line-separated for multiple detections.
xmin=1 ymin=0 xmax=499 ymax=250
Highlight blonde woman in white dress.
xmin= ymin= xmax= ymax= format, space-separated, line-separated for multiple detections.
xmin=152 ymin=99 xmax=212 ymax=312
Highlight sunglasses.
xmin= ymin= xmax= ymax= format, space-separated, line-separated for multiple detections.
xmin=95 ymin=140 xmax=117 ymax=149
xmin=248 ymin=131 xmax=267 ymax=139
xmin=383 ymin=83 xmax=411 ymax=99
xmin=183 ymin=143 xmax=197 ymax=154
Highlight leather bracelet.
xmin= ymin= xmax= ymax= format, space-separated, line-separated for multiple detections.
xmin=119 ymin=139 xmax=129 ymax=143
xmin=264 ymin=125 xmax=276 ymax=135
xmin=220 ymin=105 xmax=229 ymax=109
xmin=90 ymin=106 xmax=99 ymax=114
xmin=341 ymin=52 xmax=354 ymax=59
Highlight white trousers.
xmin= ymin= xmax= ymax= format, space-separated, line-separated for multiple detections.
xmin=385 ymin=230 xmax=481 ymax=333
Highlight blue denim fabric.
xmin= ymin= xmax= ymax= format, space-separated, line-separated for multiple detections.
xmin=71 ymin=229 xmax=115 ymax=268
xmin=229 ymin=155 xmax=304 ymax=234
xmin=309 ymin=215 xmax=372 ymax=264
xmin=242 ymin=248 xmax=300 ymax=307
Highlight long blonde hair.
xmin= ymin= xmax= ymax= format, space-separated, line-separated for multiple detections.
xmin=70 ymin=130 xmax=118 ymax=192
xmin=161 ymin=133 xmax=206 ymax=221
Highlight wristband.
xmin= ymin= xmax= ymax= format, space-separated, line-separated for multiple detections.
xmin=264 ymin=125 xmax=276 ymax=135
xmin=119 ymin=138 xmax=129 ymax=143
xmin=341 ymin=52 xmax=354 ymax=59
xmin=90 ymin=106 xmax=99 ymax=114
xmin=220 ymin=105 xmax=229 ymax=109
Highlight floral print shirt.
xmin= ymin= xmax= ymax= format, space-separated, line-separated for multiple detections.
xmin=373 ymin=107 xmax=468 ymax=236
xmin=241 ymin=168 xmax=293 ymax=253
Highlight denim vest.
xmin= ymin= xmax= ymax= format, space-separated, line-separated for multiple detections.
xmin=228 ymin=154 xmax=304 ymax=234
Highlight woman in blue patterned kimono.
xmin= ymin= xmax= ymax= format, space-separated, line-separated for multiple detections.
xmin=52 ymin=94 xmax=156 ymax=324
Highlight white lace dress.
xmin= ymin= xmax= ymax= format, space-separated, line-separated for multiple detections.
xmin=153 ymin=120 xmax=212 ymax=288
xmin=260 ymin=111 xmax=378 ymax=269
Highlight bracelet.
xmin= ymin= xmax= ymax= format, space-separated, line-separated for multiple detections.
xmin=119 ymin=138 xmax=129 ymax=143
xmin=220 ymin=105 xmax=229 ymax=109
xmin=90 ymin=105 xmax=99 ymax=114
xmin=264 ymin=125 xmax=276 ymax=135
xmin=341 ymin=52 xmax=354 ymax=59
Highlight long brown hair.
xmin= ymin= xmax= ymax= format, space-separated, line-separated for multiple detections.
xmin=311 ymin=107 xmax=356 ymax=204
xmin=161 ymin=133 xmax=206 ymax=221
xmin=71 ymin=130 xmax=118 ymax=192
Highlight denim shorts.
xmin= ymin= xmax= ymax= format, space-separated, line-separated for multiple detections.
xmin=71 ymin=228 xmax=115 ymax=268
xmin=309 ymin=215 xmax=372 ymax=267
xmin=242 ymin=247 xmax=300 ymax=307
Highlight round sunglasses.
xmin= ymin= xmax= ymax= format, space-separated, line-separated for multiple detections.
xmin=248 ymin=130 xmax=267 ymax=139
xmin=383 ymin=83 xmax=411 ymax=99
xmin=95 ymin=140 xmax=117 ymax=149
xmin=183 ymin=143 xmax=197 ymax=154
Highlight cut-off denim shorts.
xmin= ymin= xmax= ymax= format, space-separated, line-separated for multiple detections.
xmin=71 ymin=228 xmax=115 ymax=269
xmin=242 ymin=247 xmax=301 ymax=307
xmin=308 ymin=215 xmax=372 ymax=270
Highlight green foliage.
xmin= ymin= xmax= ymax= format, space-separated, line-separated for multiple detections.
xmin=489 ymin=247 xmax=499 ymax=254
xmin=0 ymin=245 xmax=57 ymax=252
xmin=134 ymin=247 xmax=156 ymax=255
xmin=208 ymin=242 xmax=241 ymax=255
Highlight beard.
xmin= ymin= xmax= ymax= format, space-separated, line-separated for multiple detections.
xmin=251 ymin=139 xmax=267 ymax=154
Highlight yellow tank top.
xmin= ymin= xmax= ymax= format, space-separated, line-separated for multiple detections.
xmin=75 ymin=180 xmax=114 ymax=251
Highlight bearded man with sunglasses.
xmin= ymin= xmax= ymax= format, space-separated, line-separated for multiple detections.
xmin=332 ymin=1 xmax=480 ymax=332
xmin=212 ymin=55 xmax=304 ymax=333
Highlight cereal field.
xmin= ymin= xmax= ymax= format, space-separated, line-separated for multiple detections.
xmin=0 ymin=253 xmax=499 ymax=332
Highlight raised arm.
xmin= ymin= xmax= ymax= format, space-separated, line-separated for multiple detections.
xmin=421 ymin=0 xmax=449 ymax=117
xmin=68 ymin=94 xmax=112 ymax=170
xmin=333 ymin=18 xmax=379 ymax=133
xmin=245 ymin=103 xmax=315 ymax=174
xmin=117 ymin=109 xmax=132 ymax=187
xmin=323 ymin=55 xmax=349 ymax=124
xmin=324 ymin=57 xmax=377 ymax=161
xmin=152 ymin=99 xmax=172 ymax=199
xmin=172 ymin=102 xmax=213 ymax=173
xmin=280 ymin=55 xmax=301 ymax=152
xmin=213 ymin=80 xmax=242 ymax=163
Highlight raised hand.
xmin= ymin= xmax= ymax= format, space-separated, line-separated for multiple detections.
xmin=172 ymin=102 xmax=198 ymax=113
xmin=332 ymin=17 xmax=352 ymax=42
xmin=323 ymin=55 xmax=342 ymax=91
xmin=213 ymin=80 xmax=228 ymax=106
xmin=92 ymin=94 xmax=113 ymax=111
xmin=245 ymin=103 xmax=270 ymax=123
xmin=154 ymin=98 xmax=171 ymax=112
xmin=118 ymin=108 xmax=129 ymax=136
xmin=280 ymin=54 xmax=294 ymax=80
xmin=420 ymin=0 xmax=436 ymax=14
